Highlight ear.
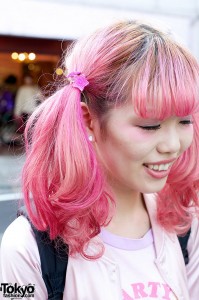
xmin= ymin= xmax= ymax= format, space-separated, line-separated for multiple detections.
xmin=80 ymin=102 xmax=95 ymax=138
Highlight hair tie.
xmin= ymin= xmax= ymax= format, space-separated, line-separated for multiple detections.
xmin=67 ymin=71 xmax=89 ymax=92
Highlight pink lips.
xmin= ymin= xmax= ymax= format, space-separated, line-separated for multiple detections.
xmin=144 ymin=166 xmax=171 ymax=179
xmin=143 ymin=158 xmax=176 ymax=179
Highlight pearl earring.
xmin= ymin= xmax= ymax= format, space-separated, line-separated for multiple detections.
xmin=88 ymin=135 xmax=93 ymax=142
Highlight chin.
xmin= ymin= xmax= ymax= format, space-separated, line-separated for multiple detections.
xmin=141 ymin=180 xmax=167 ymax=194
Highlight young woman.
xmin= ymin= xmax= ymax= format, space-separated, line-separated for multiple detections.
xmin=1 ymin=20 xmax=199 ymax=300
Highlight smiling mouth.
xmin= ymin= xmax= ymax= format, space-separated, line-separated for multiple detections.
xmin=144 ymin=163 xmax=172 ymax=171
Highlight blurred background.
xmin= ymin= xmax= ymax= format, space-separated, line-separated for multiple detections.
xmin=1 ymin=0 xmax=199 ymax=244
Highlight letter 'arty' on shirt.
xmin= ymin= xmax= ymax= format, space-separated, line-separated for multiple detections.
xmin=100 ymin=228 xmax=177 ymax=300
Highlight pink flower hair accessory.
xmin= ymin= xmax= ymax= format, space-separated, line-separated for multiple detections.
xmin=67 ymin=71 xmax=89 ymax=92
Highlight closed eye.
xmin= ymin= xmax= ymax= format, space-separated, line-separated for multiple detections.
xmin=138 ymin=125 xmax=161 ymax=131
xmin=180 ymin=120 xmax=193 ymax=125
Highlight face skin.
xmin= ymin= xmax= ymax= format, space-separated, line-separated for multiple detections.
xmin=91 ymin=103 xmax=193 ymax=199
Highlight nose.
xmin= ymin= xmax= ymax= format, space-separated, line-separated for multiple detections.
xmin=157 ymin=128 xmax=181 ymax=154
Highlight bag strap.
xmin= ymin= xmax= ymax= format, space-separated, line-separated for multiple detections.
xmin=177 ymin=228 xmax=191 ymax=265
xmin=17 ymin=206 xmax=68 ymax=300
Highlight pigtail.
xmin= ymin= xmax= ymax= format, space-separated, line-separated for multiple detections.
xmin=22 ymin=85 xmax=112 ymax=257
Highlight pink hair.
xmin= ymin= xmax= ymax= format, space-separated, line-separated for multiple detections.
xmin=22 ymin=85 xmax=112 ymax=258
xmin=22 ymin=21 xmax=199 ymax=258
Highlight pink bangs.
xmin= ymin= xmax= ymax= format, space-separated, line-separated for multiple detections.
xmin=130 ymin=36 xmax=199 ymax=120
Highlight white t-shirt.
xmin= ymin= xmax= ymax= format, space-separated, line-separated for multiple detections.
xmin=14 ymin=85 xmax=40 ymax=116
xmin=100 ymin=228 xmax=177 ymax=300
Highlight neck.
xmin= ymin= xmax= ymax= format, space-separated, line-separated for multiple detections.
xmin=106 ymin=184 xmax=151 ymax=239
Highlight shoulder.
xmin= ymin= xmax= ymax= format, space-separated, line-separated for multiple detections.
xmin=186 ymin=216 xmax=199 ymax=299
xmin=1 ymin=215 xmax=36 ymax=250
xmin=187 ymin=216 xmax=199 ymax=254
xmin=1 ymin=216 xmax=41 ymax=273
xmin=1 ymin=216 xmax=47 ymax=299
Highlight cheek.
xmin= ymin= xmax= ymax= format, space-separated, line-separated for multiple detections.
xmin=181 ymin=126 xmax=194 ymax=151
xmin=129 ymin=129 xmax=152 ymax=141
xmin=109 ymin=129 xmax=154 ymax=162
xmin=124 ymin=129 xmax=156 ymax=155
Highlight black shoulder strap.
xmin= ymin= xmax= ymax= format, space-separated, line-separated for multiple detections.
xmin=17 ymin=206 xmax=68 ymax=300
xmin=177 ymin=228 xmax=191 ymax=265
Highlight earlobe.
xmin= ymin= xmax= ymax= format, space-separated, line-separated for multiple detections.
xmin=88 ymin=135 xmax=93 ymax=142
xmin=80 ymin=102 xmax=95 ymax=139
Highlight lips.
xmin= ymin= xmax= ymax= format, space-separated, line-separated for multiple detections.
xmin=143 ymin=159 xmax=176 ymax=179
xmin=144 ymin=163 xmax=172 ymax=172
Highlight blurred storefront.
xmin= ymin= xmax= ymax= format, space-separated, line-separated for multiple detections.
xmin=0 ymin=35 xmax=71 ymax=96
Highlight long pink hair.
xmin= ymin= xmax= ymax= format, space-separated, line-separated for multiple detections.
xmin=22 ymin=21 xmax=199 ymax=258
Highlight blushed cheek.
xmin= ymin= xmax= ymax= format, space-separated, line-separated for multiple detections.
xmin=129 ymin=128 xmax=153 ymax=142
xmin=123 ymin=130 xmax=153 ymax=159
xmin=182 ymin=127 xmax=194 ymax=152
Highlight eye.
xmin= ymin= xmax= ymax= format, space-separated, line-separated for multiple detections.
xmin=180 ymin=120 xmax=193 ymax=125
xmin=138 ymin=125 xmax=161 ymax=131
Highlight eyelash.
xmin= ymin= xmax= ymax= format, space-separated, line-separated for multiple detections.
xmin=139 ymin=125 xmax=160 ymax=131
xmin=180 ymin=120 xmax=193 ymax=125
xmin=139 ymin=120 xmax=193 ymax=131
